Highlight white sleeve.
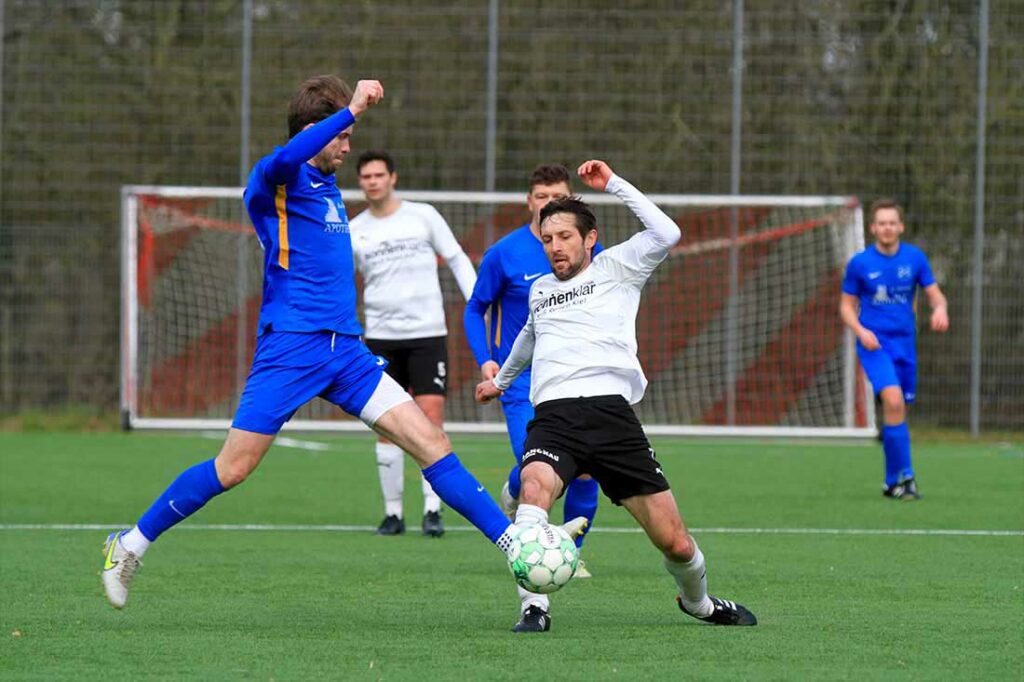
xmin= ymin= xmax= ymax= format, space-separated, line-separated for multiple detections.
xmin=493 ymin=316 xmax=535 ymax=391
xmin=425 ymin=204 xmax=464 ymax=261
xmin=598 ymin=174 xmax=682 ymax=283
xmin=446 ymin=251 xmax=477 ymax=301
xmin=424 ymin=204 xmax=477 ymax=300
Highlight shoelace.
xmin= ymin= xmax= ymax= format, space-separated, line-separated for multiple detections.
xmin=118 ymin=552 xmax=142 ymax=586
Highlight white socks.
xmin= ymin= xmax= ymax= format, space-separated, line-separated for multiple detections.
xmin=376 ymin=442 xmax=404 ymax=518
xmin=518 ymin=584 xmax=550 ymax=614
xmin=495 ymin=505 xmax=550 ymax=555
xmin=377 ymin=442 xmax=443 ymax=516
xmin=514 ymin=504 xmax=549 ymax=526
xmin=663 ymin=542 xmax=713 ymax=617
xmin=421 ymin=476 xmax=441 ymax=514
xmin=513 ymin=504 xmax=551 ymax=613
xmin=120 ymin=526 xmax=151 ymax=557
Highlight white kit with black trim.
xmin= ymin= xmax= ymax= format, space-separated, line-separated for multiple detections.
xmin=493 ymin=174 xmax=681 ymax=406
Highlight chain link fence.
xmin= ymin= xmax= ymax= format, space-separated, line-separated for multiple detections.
xmin=2 ymin=1 xmax=1021 ymax=431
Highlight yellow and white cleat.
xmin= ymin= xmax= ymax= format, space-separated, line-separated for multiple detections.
xmin=101 ymin=530 xmax=141 ymax=609
xmin=574 ymin=558 xmax=592 ymax=579
xmin=559 ymin=516 xmax=588 ymax=541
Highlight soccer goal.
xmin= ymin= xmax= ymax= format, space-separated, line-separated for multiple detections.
xmin=120 ymin=185 xmax=875 ymax=438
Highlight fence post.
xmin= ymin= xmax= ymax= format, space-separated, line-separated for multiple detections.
xmin=970 ymin=0 xmax=988 ymax=437
xmin=236 ymin=0 xmax=254 ymax=394
xmin=725 ymin=0 xmax=744 ymax=426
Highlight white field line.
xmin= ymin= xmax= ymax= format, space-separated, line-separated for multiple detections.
xmin=198 ymin=432 xmax=330 ymax=451
xmin=0 ymin=523 xmax=1020 ymax=537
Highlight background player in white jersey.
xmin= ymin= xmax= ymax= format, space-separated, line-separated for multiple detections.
xmin=351 ymin=150 xmax=477 ymax=537
xmin=477 ymin=160 xmax=757 ymax=632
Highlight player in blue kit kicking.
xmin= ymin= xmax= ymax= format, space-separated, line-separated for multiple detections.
xmin=101 ymin=75 xmax=584 ymax=610
xmin=840 ymin=199 xmax=949 ymax=500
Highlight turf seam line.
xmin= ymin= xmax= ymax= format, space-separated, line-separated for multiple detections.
xmin=0 ymin=523 xmax=1020 ymax=537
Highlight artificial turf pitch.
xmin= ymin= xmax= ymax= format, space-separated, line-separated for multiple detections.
xmin=1 ymin=432 xmax=1021 ymax=680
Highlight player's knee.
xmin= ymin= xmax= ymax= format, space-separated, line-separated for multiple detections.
xmin=519 ymin=464 xmax=559 ymax=506
xmin=210 ymin=448 xmax=258 ymax=485
xmin=424 ymin=425 xmax=451 ymax=457
xmin=216 ymin=458 xmax=254 ymax=489
xmin=881 ymin=391 xmax=906 ymax=422
xmin=660 ymin=532 xmax=696 ymax=563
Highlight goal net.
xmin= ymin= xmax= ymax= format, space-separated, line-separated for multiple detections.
xmin=121 ymin=185 xmax=875 ymax=438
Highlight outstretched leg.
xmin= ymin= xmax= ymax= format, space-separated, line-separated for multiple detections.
xmin=621 ymin=490 xmax=756 ymax=626
xmin=102 ymin=428 xmax=274 ymax=609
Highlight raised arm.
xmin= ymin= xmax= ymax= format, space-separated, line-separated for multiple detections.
xmin=577 ymin=160 xmax=681 ymax=278
xmin=263 ymin=80 xmax=383 ymax=185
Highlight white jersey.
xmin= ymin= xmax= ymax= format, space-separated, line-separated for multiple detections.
xmin=351 ymin=200 xmax=476 ymax=340
xmin=493 ymin=175 xmax=681 ymax=406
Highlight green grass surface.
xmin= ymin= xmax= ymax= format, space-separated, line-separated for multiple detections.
xmin=1 ymin=432 xmax=1021 ymax=680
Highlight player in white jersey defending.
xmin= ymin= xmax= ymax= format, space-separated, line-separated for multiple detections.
xmin=476 ymin=160 xmax=757 ymax=632
xmin=351 ymin=150 xmax=477 ymax=537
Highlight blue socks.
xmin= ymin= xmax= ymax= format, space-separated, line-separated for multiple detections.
xmin=881 ymin=422 xmax=913 ymax=486
xmin=563 ymin=477 xmax=599 ymax=548
xmin=423 ymin=453 xmax=511 ymax=544
xmin=506 ymin=464 xmax=522 ymax=499
xmin=136 ymin=459 xmax=226 ymax=541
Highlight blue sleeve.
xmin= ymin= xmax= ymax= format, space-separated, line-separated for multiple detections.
xmin=916 ymin=249 xmax=936 ymax=288
xmin=262 ymin=108 xmax=357 ymax=185
xmin=841 ymin=257 xmax=861 ymax=296
xmin=463 ymin=248 xmax=505 ymax=367
xmin=593 ymin=240 xmax=605 ymax=256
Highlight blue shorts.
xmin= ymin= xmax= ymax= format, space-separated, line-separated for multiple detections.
xmin=232 ymin=331 xmax=388 ymax=434
xmin=500 ymin=397 xmax=535 ymax=464
xmin=857 ymin=333 xmax=918 ymax=404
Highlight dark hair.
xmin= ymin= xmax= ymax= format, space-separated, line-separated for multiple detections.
xmin=539 ymin=197 xmax=596 ymax=239
xmin=287 ymin=74 xmax=354 ymax=138
xmin=529 ymin=163 xmax=571 ymax=191
xmin=357 ymin=150 xmax=396 ymax=175
xmin=869 ymin=198 xmax=904 ymax=223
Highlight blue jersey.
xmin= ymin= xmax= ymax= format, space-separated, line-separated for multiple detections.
xmin=244 ymin=108 xmax=361 ymax=336
xmin=464 ymin=224 xmax=602 ymax=401
xmin=842 ymin=243 xmax=935 ymax=336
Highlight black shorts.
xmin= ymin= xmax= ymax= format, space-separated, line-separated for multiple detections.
xmin=364 ymin=336 xmax=448 ymax=396
xmin=521 ymin=395 xmax=670 ymax=505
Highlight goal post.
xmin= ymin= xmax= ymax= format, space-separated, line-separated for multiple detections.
xmin=120 ymin=185 xmax=875 ymax=438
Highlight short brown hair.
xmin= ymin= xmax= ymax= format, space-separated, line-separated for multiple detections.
xmin=287 ymin=75 xmax=354 ymax=138
xmin=529 ymin=164 xmax=571 ymax=191
xmin=869 ymin=198 xmax=904 ymax=223
xmin=357 ymin=150 xmax=396 ymax=175
xmin=540 ymin=197 xmax=596 ymax=240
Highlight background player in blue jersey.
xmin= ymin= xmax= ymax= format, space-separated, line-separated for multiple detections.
xmin=100 ymin=75 xmax=567 ymax=610
xmin=464 ymin=164 xmax=602 ymax=579
xmin=841 ymin=199 xmax=949 ymax=500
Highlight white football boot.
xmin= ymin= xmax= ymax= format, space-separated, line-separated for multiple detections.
xmin=560 ymin=516 xmax=588 ymax=541
xmin=499 ymin=480 xmax=519 ymax=519
xmin=101 ymin=530 xmax=141 ymax=609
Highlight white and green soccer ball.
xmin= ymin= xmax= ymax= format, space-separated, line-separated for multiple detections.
xmin=507 ymin=522 xmax=579 ymax=594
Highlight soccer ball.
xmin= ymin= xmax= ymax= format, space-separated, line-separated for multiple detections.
xmin=506 ymin=522 xmax=579 ymax=594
